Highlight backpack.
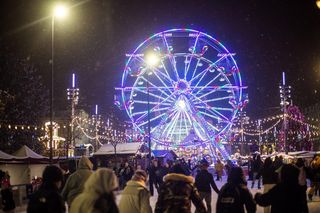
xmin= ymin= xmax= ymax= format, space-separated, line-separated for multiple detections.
xmin=217 ymin=183 xmax=242 ymax=213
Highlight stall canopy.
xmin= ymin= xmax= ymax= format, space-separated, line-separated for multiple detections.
xmin=13 ymin=145 xmax=48 ymax=160
xmin=94 ymin=143 xmax=146 ymax=156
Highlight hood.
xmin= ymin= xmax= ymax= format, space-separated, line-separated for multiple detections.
xmin=126 ymin=180 xmax=147 ymax=189
xmin=84 ymin=168 xmax=118 ymax=195
xmin=78 ymin=156 xmax=93 ymax=170
xmin=163 ymin=173 xmax=194 ymax=183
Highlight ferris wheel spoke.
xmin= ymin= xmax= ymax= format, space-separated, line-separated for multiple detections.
xmin=134 ymin=92 xmax=176 ymax=122
xmin=189 ymin=55 xmax=227 ymax=83
xmin=196 ymin=84 xmax=230 ymax=99
xmin=140 ymin=76 xmax=174 ymax=100
xmin=132 ymin=106 xmax=171 ymax=117
xmin=198 ymin=108 xmax=231 ymax=124
xmin=206 ymin=121 xmax=220 ymax=132
xmin=194 ymin=95 xmax=232 ymax=104
xmin=192 ymin=72 xmax=222 ymax=96
xmin=190 ymin=58 xmax=201 ymax=81
xmin=190 ymin=93 xmax=231 ymax=123
xmin=197 ymin=106 xmax=234 ymax=112
xmin=162 ymin=34 xmax=180 ymax=81
xmin=160 ymin=110 xmax=179 ymax=138
xmin=185 ymin=33 xmax=200 ymax=80
xmin=168 ymin=111 xmax=181 ymax=140
xmin=152 ymin=70 xmax=176 ymax=94
xmin=133 ymin=87 xmax=170 ymax=102
xmin=182 ymin=111 xmax=189 ymax=135
xmin=136 ymin=111 xmax=169 ymax=127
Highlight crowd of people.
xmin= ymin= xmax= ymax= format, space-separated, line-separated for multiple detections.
xmin=0 ymin=154 xmax=318 ymax=213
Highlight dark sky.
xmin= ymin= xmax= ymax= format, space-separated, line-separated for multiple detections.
xmin=1 ymin=0 xmax=320 ymax=119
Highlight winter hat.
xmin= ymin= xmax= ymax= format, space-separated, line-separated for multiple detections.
xmin=132 ymin=170 xmax=148 ymax=181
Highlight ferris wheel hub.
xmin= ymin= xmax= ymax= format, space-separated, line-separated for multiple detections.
xmin=175 ymin=80 xmax=190 ymax=94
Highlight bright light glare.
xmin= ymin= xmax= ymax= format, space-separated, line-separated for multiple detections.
xmin=317 ymin=0 xmax=320 ymax=9
xmin=177 ymin=100 xmax=186 ymax=110
xmin=53 ymin=4 xmax=69 ymax=18
xmin=145 ymin=53 xmax=159 ymax=67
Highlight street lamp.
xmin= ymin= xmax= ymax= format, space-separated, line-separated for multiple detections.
xmin=145 ymin=52 xmax=159 ymax=163
xmin=50 ymin=3 xmax=69 ymax=164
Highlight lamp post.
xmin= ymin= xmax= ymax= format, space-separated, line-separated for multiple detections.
xmin=50 ymin=4 xmax=68 ymax=163
xmin=279 ymin=72 xmax=291 ymax=154
xmin=145 ymin=53 xmax=159 ymax=163
xmin=67 ymin=73 xmax=79 ymax=158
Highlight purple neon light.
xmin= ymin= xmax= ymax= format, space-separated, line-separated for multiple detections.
xmin=72 ymin=73 xmax=75 ymax=88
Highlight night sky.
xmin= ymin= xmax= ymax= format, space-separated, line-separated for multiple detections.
xmin=1 ymin=0 xmax=320 ymax=119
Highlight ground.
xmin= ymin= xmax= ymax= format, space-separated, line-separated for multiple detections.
xmin=6 ymin=176 xmax=320 ymax=213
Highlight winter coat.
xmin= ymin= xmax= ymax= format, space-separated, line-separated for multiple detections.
xmin=155 ymin=173 xmax=207 ymax=213
xmin=61 ymin=156 xmax=93 ymax=206
xmin=216 ymin=183 xmax=256 ymax=213
xmin=118 ymin=180 xmax=152 ymax=213
xmin=27 ymin=186 xmax=65 ymax=213
xmin=261 ymin=167 xmax=278 ymax=185
xmin=255 ymin=183 xmax=308 ymax=213
xmin=1 ymin=188 xmax=15 ymax=211
xmin=70 ymin=168 xmax=119 ymax=213
xmin=195 ymin=169 xmax=220 ymax=193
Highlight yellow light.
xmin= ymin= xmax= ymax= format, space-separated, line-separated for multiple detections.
xmin=317 ymin=0 xmax=320 ymax=9
xmin=145 ymin=53 xmax=160 ymax=67
xmin=53 ymin=4 xmax=69 ymax=18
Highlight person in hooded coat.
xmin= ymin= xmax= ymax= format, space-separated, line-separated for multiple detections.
xmin=216 ymin=166 xmax=256 ymax=213
xmin=70 ymin=168 xmax=119 ymax=213
xmin=27 ymin=165 xmax=65 ymax=213
xmin=61 ymin=156 xmax=93 ymax=207
xmin=155 ymin=163 xmax=207 ymax=213
xmin=255 ymin=164 xmax=308 ymax=213
xmin=118 ymin=170 xmax=152 ymax=213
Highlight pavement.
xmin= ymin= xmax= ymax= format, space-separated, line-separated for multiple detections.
xmin=5 ymin=176 xmax=320 ymax=213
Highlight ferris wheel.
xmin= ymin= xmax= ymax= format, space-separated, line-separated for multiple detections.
xmin=116 ymin=29 xmax=246 ymax=160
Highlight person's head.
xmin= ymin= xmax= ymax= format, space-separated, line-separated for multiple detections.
xmin=164 ymin=162 xmax=169 ymax=168
xmin=42 ymin=165 xmax=63 ymax=190
xmin=200 ymin=159 xmax=209 ymax=170
xmin=125 ymin=162 xmax=129 ymax=167
xmin=131 ymin=170 xmax=148 ymax=183
xmin=136 ymin=165 xmax=142 ymax=170
xmin=170 ymin=163 xmax=186 ymax=175
xmin=152 ymin=159 xmax=158 ymax=167
xmin=264 ymin=157 xmax=273 ymax=168
xmin=78 ymin=156 xmax=93 ymax=170
xmin=217 ymin=159 xmax=221 ymax=164
xmin=227 ymin=166 xmax=246 ymax=185
xmin=280 ymin=164 xmax=299 ymax=185
xmin=84 ymin=168 xmax=118 ymax=195
xmin=296 ymin=158 xmax=305 ymax=168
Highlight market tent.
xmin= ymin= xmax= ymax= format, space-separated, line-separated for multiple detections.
xmin=94 ymin=143 xmax=145 ymax=156
xmin=0 ymin=146 xmax=53 ymax=185
xmin=13 ymin=145 xmax=48 ymax=160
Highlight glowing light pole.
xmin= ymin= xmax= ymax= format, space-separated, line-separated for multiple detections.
xmin=67 ymin=73 xmax=79 ymax=157
xmin=50 ymin=4 xmax=69 ymax=163
xmin=93 ymin=104 xmax=101 ymax=151
xmin=279 ymin=72 xmax=291 ymax=154
xmin=145 ymin=53 xmax=159 ymax=161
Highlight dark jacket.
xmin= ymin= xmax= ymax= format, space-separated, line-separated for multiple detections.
xmin=27 ymin=186 xmax=66 ymax=213
xmin=1 ymin=188 xmax=15 ymax=211
xmin=255 ymin=183 xmax=308 ymax=213
xmin=155 ymin=173 xmax=206 ymax=213
xmin=216 ymin=183 xmax=256 ymax=213
xmin=261 ymin=167 xmax=278 ymax=185
xmin=195 ymin=169 xmax=220 ymax=193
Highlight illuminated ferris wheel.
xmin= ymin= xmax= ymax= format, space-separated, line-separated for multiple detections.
xmin=117 ymin=29 xmax=246 ymax=160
